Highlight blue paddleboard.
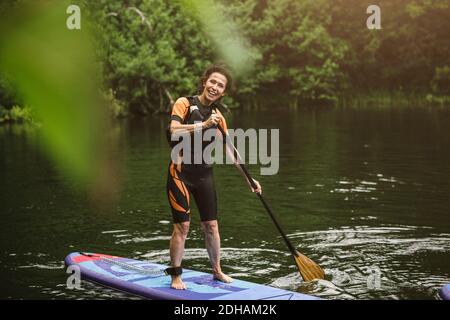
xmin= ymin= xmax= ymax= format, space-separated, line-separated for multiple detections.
xmin=64 ymin=252 xmax=320 ymax=300
xmin=439 ymin=284 xmax=450 ymax=300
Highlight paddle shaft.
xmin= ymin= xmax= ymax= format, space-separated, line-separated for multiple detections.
xmin=237 ymin=157 xmax=298 ymax=255
xmin=217 ymin=125 xmax=298 ymax=256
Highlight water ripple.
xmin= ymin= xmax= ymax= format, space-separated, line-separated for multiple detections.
xmin=284 ymin=225 xmax=450 ymax=299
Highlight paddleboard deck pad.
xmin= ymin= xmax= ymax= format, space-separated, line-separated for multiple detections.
xmin=65 ymin=252 xmax=319 ymax=300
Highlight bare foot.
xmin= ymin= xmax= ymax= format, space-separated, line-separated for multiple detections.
xmin=171 ymin=276 xmax=187 ymax=290
xmin=213 ymin=271 xmax=233 ymax=283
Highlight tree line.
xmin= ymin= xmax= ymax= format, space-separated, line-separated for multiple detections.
xmin=1 ymin=0 xmax=449 ymax=122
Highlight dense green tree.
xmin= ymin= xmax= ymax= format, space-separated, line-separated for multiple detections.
xmin=329 ymin=0 xmax=450 ymax=92
xmin=1 ymin=0 xmax=449 ymax=116
xmin=222 ymin=0 xmax=349 ymax=106
xmin=93 ymin=0 xmax=215 ymax=115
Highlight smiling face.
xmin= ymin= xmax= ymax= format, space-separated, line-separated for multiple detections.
xmin=200 ymin=72 xmax=228 ymax=105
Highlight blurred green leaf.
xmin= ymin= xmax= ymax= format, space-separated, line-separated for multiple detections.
xmin=0 ymin=1 xmax=106 ymax=184
xmin=180 ymin=0 xmax=258 ymax=76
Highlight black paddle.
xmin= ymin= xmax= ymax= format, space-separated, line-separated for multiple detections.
xmin=214 ymin=117 xmax=325 ymax=281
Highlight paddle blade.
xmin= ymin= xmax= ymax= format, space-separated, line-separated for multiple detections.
xmin=294 ymin=250 xmax=325 ymax=282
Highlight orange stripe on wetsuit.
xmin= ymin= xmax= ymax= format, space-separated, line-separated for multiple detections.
xmin=167 ymin=162 xmax=190 ymax=218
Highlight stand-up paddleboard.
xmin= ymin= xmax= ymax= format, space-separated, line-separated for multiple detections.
xmin=65 ymin=252 xmax=320 ymax=300
xmin=440 ymin=284 xmax=450 ymax=300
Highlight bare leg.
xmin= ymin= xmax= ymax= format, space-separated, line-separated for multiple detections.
xmin=201 ymin=220 xmax=233 ymax=283
xmin=169 ymin=221 xmax=190 ymax=289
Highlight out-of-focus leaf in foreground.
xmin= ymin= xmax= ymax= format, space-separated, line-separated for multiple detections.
xmin=180 ymin=0 xmax=258 ymax=76
xmin=0 ymin=1 xmax=115 ymax=201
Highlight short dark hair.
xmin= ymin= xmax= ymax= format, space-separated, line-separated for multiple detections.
xmin=197 ymin=63 xmax=233 ymax=94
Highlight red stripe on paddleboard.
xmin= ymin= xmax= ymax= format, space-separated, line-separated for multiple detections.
xmin=72 ymin=253 xmax=117 ymax=264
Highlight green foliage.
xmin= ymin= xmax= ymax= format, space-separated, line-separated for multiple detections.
xmin=2 ymin=0 xmax=449 ymax=126
xmin=102 ymin=88 xmax=128 ymax=118
xmin=430 ymin=66 xmax=450 ymax=96
xmin=93 ymin=0 xmax=219 ymax=115
xmin=329 ymin=0 xmax=450 ymax=93
xmin=426 ymin=65 xmax=450 ymax=105
xmin=0 ymin=73 xmax=22 ymax=108
xmin=0 ymin=105 xmax=34 ymax=123
xmin=0 ymin=0 xmax=107 ymax=184
xmin=181 ymin=0 xmax=258 ymax=77
xmin=76 ymin=0 xmax=450 ymax=108
xmin=222 ymin=0 xmax=348 ymax=105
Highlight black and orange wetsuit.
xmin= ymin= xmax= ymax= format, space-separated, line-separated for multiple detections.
xmin=167 ymin=96 xmax=228 ymax=223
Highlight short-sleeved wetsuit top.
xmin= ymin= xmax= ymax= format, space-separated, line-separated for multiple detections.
xmin=166 ymin=96 xmax=228 ymax=223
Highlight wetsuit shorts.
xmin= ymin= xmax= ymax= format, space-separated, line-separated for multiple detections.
xmin=166 ymin=162 xmax=217 ymax=223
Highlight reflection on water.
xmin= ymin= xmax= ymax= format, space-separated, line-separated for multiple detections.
xmin=285 ymin=225 xmax=450 ymax=299
xmin=1 ymin=107 xmax=449 ymax=299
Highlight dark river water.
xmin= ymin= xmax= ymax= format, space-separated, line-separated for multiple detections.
xmin=1 ymin=105 xmax=449 ymax=300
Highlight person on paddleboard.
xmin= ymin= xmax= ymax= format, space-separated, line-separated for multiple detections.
xmin=166 ymin=64 xmax=262 ymax=290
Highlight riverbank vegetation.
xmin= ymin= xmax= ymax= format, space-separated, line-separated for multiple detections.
xmin=1 ymin=0 xmax=449 ymax=122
